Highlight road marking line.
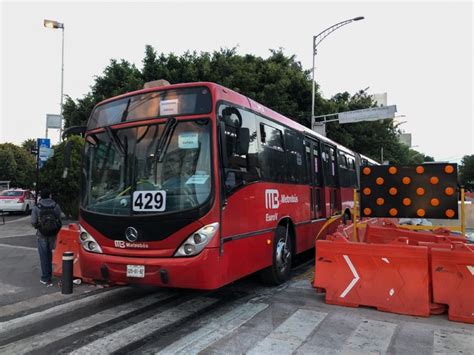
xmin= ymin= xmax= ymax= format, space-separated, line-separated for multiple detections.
xmin=0 ymin=292 xmax=174 ymax=354
xmin=2 ymin=216 xmax=31 ymax=224
xmin=0 ymin=234 xmax=35 ymax=240
xmin=247 ymin=309 xmax=327 ymax=355
xmin=0 ymin=243 xmax=36 ymax=251
xmin=340 ymin=319 xmax=397 ymax=354
xmin=340 ymin=255 xmax=360 ymax=298
xmin=467 ymin=265 xmax=474 ymax=276
xmin=0 ymin=290 xmax=88 ymax=319
xmin=0 ymin=287 xmax=128 ymax=334
xmin=157 ymin=302 xmax=268 ymax=355
xmin=434 ymin=330 xmax=474 ymax=354
xmin=71 ymin=297 xmax=218 ymax=355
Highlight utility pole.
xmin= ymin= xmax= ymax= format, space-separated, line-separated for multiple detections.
xmin=32 ymin=142 xmax=40 ymax=204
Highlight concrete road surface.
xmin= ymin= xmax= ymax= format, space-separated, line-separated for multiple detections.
xmin=0 ymin=217 xmax=473 ymax=354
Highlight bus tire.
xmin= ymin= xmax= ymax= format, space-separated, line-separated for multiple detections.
xmin=260 ymin=225 xmax=292 ymax=285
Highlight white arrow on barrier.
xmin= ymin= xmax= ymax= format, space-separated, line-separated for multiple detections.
xmin=467 ymin=266 xmax=474 ymax=276
xmin=340 ymin=255 xmax=360 ymax=298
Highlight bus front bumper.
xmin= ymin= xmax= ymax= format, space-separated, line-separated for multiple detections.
xmin=79 ymin=247 xmax=223 ymax=290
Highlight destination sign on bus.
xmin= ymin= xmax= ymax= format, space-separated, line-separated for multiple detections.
xmin=88 ymin=87 xmax=212 ymax=129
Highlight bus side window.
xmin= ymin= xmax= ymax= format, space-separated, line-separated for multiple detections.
xmin=348 ymin=156 xmax=357 ymax=187
xmin=313 ymin=142 xmax=321 ymax=186
xmin=330 ymin=148 xmax=337 ymax=178
xmin=285 ymin=130 xmax=306 ymax=184
xmin=259 ymin=123 xmax=286 ymax=183
xmin=321 ymin=144 xmax=331 ymax=186
xmin=218 ymin=105 xmax=259 ymax=194
xmin=304 ymin=141 xmax=312 ymax=183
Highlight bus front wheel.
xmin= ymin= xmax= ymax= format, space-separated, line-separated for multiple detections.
xmin=260 ymin=225 xmax=292 ymax=285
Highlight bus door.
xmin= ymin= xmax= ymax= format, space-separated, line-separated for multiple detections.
xmin=305 ymin=138 xmax=324 ymax=219
xmin=321 ymin=143 xmax=340 ymax=216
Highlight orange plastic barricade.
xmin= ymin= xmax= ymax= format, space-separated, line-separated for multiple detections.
xmin=314 ymin=235 xmax=431 ymax=317
xmin=52 ymin=224 xmax=84 ymax=280
xmin=431 ymin=243 xmax=474 ymax=324
xmin=365 ymin=224 xmax=465 ymax=245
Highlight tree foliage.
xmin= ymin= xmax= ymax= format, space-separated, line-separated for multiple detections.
xmin=21 ymin=138 xmax=37 ymax=153
xmin=63 ymin=45 xmax=433 ymax=165
xmin=459 ymin=154 xmax=474 ymax=191
xmin=39 ymin=136 xmax=84 ymax=218
xmin=0 ymin=143 xmax=36 ymax=188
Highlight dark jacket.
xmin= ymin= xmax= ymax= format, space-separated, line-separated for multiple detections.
xmin=31 ymin=198 xmax=62 ymax=237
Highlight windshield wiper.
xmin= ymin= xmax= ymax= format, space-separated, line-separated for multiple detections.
xmin=105 ymin=126 xmax=126 ymax=157
xmin=120 ymin=98 xmax=131 ymax=122
xmin=156 ymin=117 xmax=177 ymax=162
xmin=153 ymin=117 xmax=178 ymax=183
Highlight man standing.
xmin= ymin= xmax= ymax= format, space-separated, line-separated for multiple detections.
xmin=31 ymin=188 xmax=62 ymax=286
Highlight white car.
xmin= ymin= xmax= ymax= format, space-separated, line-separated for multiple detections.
xmin=0 ymin=189 xmax=35 ymax=214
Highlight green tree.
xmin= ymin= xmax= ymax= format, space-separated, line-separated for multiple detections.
xmin=39 ymin=136 xmax=84 ymax=218
xmin=0 ymin=148 xmax=17 ymax=183
xmin=64 ymin=46 xmax=314 ymax=129
xmin=63 ymin=94 xmax=97 ymax=128
xmin=0 ymin=143 xmax=35 ymax=188
xmin=21 ymin=138 xmax=37 ymax=154
xmin=459 ymin=154 xmax=474 ymax=190
xmin=63 ymin=59 xmax=143 ymax=128
xmin=63 ymin=45 xmax=434 ymax=165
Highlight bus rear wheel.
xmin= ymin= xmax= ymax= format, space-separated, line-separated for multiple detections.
xmin=260 ymin=225 xmax=292 ymax=285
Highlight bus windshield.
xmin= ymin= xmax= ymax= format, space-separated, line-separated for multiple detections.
xmin=82 ymin=119 xmax=212 ymax=215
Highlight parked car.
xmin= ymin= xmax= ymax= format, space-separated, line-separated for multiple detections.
xmin=0 ymin=189 xmax=35 ymax=214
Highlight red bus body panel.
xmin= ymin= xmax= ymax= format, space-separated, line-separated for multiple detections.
xmin=78 ymin=82 xmax=360 ymax=289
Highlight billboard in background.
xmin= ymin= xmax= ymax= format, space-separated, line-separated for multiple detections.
xmin=339 ymin=105 xmax=397 ymax=124
xmin=46 ymin=114 xmax=62 ymax=129
xmin=399 ymin=133 xmax=412 ymax=147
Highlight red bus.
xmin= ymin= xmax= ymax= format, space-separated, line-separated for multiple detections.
xmin=75 ymin=81 xmax=378 ymax=289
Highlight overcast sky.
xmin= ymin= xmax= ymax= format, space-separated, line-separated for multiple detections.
xmin=1 ymin=0 xmax=473 ymax=162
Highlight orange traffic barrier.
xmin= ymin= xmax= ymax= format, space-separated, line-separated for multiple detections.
xmin=431 ymin=243 xmax=474 ymax=324
xmin=314 ymin=235 xmax=431 ymax=317
xmin=53 ymin=223 xmax=89 ymax=282
xmin=365 ymin=224 xmax=465 ymax=245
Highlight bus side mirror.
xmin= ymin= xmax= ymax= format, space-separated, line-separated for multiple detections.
xmin=62 ymin=125 xmax=86 ymax=140
xmin=236 ymin=127 xmax=250 ymax=155
xmin=63 ymin=140 xmax=73 ymax=179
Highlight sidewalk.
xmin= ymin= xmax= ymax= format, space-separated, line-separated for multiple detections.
xmin=0 ymin=216 xmax=92 ymax=307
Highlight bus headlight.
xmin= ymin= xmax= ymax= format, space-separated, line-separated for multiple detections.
xmin=79 ymin=225 xmax=103 ymax=254
xmin=174 ymin=223 xmax=219 ymax=257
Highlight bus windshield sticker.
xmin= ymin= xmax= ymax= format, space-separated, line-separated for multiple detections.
xmin=178 ymin=132 xmax=199 ymax=149
xmin=132 ymin=190 xmax=166 ymax=212
xmin=160 ymin=99 xmax=178 ymax=116
xmin=186 ymin=175 xmax=209 ymax=185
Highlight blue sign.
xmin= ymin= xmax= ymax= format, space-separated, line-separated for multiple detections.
xmin=37 ymin=138 xmax=52 ymax=168
xmin=37 ymin=138 xmax=50 ymax=149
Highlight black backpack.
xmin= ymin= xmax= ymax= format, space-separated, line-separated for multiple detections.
xmin=37 ymin=203 xmax=62 ymax=237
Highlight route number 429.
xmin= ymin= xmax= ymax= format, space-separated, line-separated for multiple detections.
xmin=132 ymin=191 xmax=166 ymax=212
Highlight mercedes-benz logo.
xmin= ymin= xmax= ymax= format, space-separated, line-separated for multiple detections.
xmin=125 ymin=227 xmax=139 ymax=242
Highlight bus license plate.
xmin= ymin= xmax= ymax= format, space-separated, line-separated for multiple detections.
xmin=126 ymin=265 xmax=145 ymax=278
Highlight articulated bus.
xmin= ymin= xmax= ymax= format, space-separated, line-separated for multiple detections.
xmin=76 ymin=81 xmax=378 ymax=289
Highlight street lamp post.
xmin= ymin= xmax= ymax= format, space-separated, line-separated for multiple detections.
xmin=311 ymin=16 xmax=364 ymax=134
xmin=44 ymin=19 xmax=65 ymax=141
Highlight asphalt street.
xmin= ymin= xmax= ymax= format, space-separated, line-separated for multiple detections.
xmin=0 ymin=217 xmax=473 ymax=354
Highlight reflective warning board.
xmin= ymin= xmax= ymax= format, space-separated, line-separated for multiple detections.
xmin=360 ymin=164 xmax=458 ymax=219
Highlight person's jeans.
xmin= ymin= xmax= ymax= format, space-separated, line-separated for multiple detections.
xmin=37 ymin=236 xmax=57 ymax=282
